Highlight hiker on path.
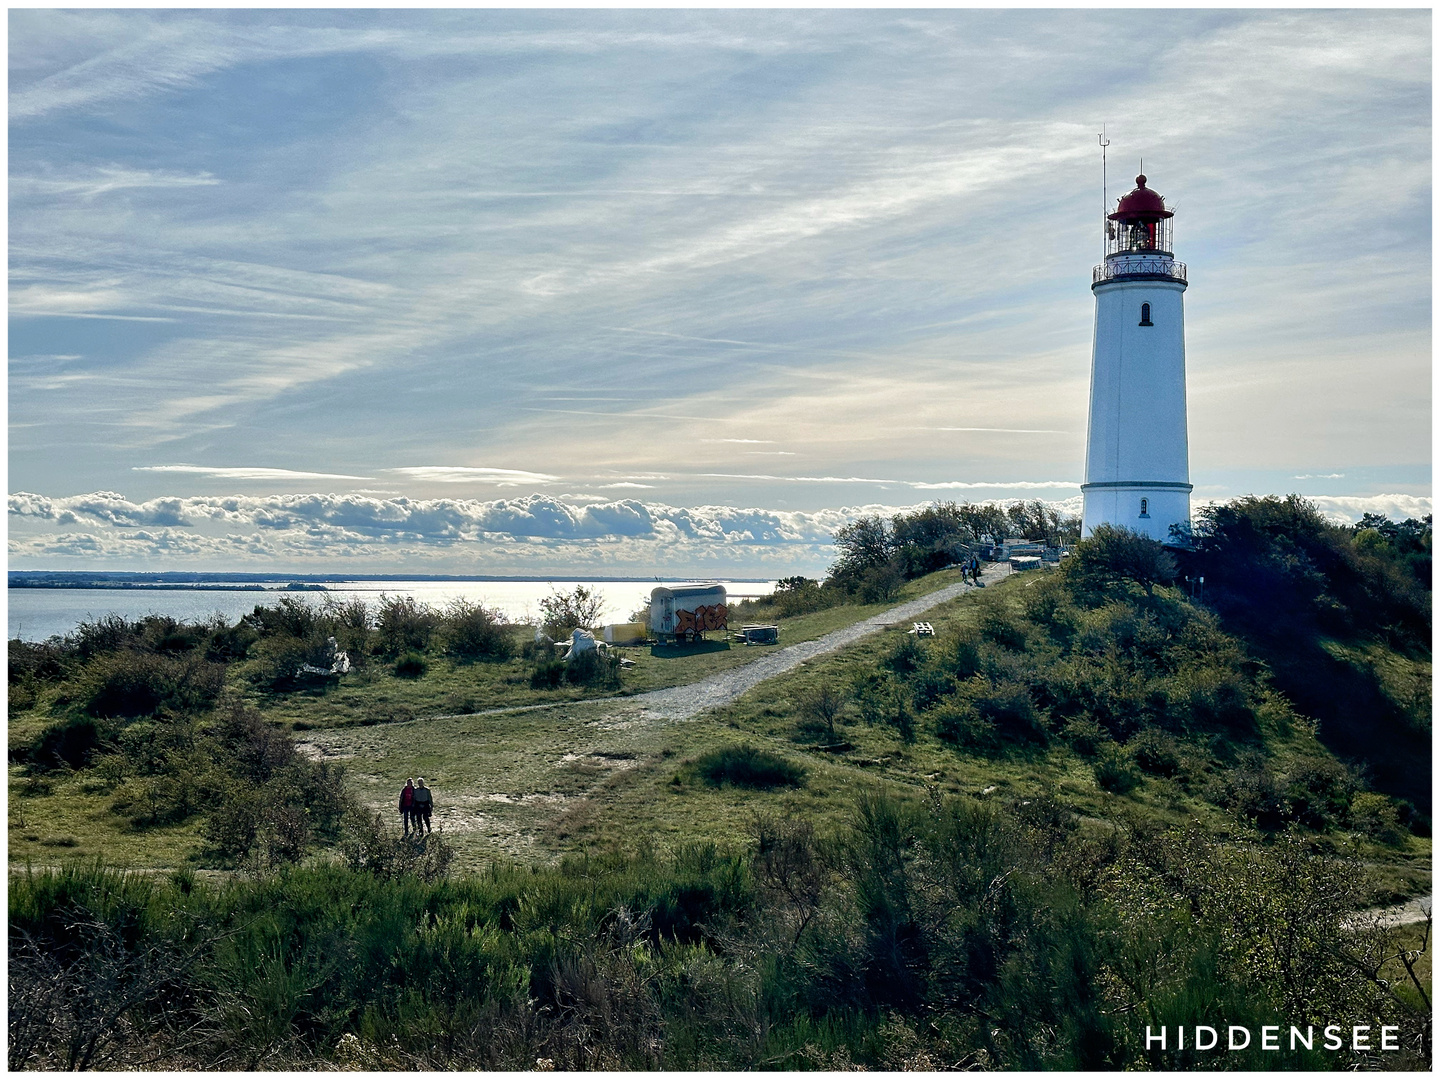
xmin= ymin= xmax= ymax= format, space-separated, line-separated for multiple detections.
xmin=399 ymin=778 xmax=415 ymax=835
xmin=412 ymin=778 xmax=433 ymax=834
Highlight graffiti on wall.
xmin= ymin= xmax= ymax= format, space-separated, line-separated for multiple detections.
xmin=674 ymin=604 xmax=727 ymax=636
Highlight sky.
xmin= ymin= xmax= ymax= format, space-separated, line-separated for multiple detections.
xmin=8 ymin=9 xmax=1432 ymax=576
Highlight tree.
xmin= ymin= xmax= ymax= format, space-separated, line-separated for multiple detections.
xmin=1062 ymin=524 xmax=1178 ymax=596
xmin=441 ymin=599 xmax=513 ymax=661
xmin=539 ymin=586 xmax=605 ymax=638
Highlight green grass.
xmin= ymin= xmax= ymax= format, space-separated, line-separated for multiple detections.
xmin=8 ymin=764 xmax=209 ymax=868
xmin=692 ymin=744 xmax=806 ymax=789
xmin=8 ymin=566 xmax=1429 ymax=917
xmin=234 ymin=568 xmax=969 ymax=732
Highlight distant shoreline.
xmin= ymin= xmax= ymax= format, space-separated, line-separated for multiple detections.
xmin=9 ymin=572 xmax=772 ymax=589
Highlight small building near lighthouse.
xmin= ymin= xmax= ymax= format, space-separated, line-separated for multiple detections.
xmin=1082 ymin=173 xmax=1192 ymax=543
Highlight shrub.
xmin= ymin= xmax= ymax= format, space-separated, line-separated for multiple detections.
xmin=1212 ymin=757 xmax=1287 ymax=829
xmin=857 ymin=563 xmax=905 ymax=603
xmin=539 ymin=586 xmax=605 ymax=639
xmin=1129 ymin=728 xmax=1181 ymax=777
xmin=976 ymin=596 xmax=1027 ymax=651
xmin=796 ymin=685 xmax=847 ymax=742
xmin=531 ymin=658 xmax=566 ymax=689
xmin=565 ymin=646 xmax=621 ymax=689
xmin=244 ymin=595 xmax=321 ymax=640
xmin=394 ymin=651 xmax=429 ymax=678
xmin=883 ymin=634 xmax=925 ymax=675
xmin=32 ymin=715 xmax=105 ymax=769
xmin=932 ymin=700 xmax=996 ymax=753
xmin=376 ymin=595 xmax=440 ymax=656
xmin=1283 ymin=756 xmax=1356 ymax=829
xmin=1093 ymin=745 xmax=1141 ymax=794
xmin=694 ymin=745 xmax=805 ymax=789
xmin=441 ymin=599 xmax=514 ymax=661
xmin=908 ymin=664 xmax=956 ymax=712
xmin=339 ymin=809 xmax=455 ymax=881
xmin=971 ymin=679 xmax=1046 ymax=745
xmin=1061 ymin=718 xmax=1108 ymax=757
xmin=1063 ymin=524 xmax=1178 ymax=596
xmin=248 ymin=632 xmax=337 ymax=689
xmin=1348 ymin=791 xmax=1406 ymax=845
xmin=82 ymin=649 xmax=226 ymax=718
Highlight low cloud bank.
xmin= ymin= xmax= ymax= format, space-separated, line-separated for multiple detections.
xmin=8 ymin=490 xmax=1430 ymax=574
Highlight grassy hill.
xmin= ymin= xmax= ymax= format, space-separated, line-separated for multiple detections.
xmin=7 ymin=500 xmax=1432 ymax=1069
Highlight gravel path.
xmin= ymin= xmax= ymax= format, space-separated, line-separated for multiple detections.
xmin=1356 ymin=893 xmax=1433 ymax=929
xmin=632 ymin=566 xmax=1007 ymax=721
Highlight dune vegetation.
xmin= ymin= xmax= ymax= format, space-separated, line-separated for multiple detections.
xmin=7 ymin=496 xmax=1432 ymax=1069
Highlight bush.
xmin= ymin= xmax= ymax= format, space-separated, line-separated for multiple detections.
xmin=1209 ymin=757 xmax=1288 ymax=829
xmin=1063 ymin=524 xmax=1178 ymax=597
xmin=796 ymin=685 xmax=847 ymax=742
xmin=565 ymin=646 xmax=621 ymax=689
xmin=1284 ymin=756 xmax=1357 ymax=829
xmin=694 ymin=745 xmax=805 ymax=789
xmin=1061 ymin=718 xmax=1108 ymax=757
xmin=376 ymin=596 xmax=440 ymax=656
xmin=32 ymin=715 xmax=105 ymax=769
xmin=932 ymin=700 xmax=996 ymax=753
xmin=394 ymin=651 xmax=429 ymax=678
xmin=339 ymin=809 xmax=455 ymax=882
xmin=1094 ymin=745 xmax=1141 ymax=794
xmin=82 ymin=649 xmax=226 ymax=718
xmin=248 ymin=632 xmax=337 ymax=690
xmin=1129 ymin=728 xmax=1181 ymax=777
xmin=539 ymin=586 xmax=605 ymax=639
xmin=971 ymin=679 xmax=1046 ymax=745
xmin=883 ymin=634 xmax=925 ymax=675
xmin=441 ymin=599 xmax=514 ymax=661
xmin=531 ymin=658 xmax=565 ymax=689
xmin=1348 ymin=791 xmax=1406 ymax=845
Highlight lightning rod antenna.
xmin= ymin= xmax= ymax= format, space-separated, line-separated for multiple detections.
xmin=1098 ymin=126 xmax=1110 ymax=255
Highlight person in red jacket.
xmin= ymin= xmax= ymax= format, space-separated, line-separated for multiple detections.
xmin=399 ymin=778 xmax=415 ymax=835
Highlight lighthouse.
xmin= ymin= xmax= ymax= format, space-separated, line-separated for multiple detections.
xmin=1081 ymin=173 xmax=1192 ymax=542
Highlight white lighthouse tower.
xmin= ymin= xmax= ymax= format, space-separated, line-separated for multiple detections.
xmin=1081 ymin=173 xmax=1192 ymax=542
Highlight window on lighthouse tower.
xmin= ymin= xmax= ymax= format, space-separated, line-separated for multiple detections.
xmin=1139 ymin=498 xmax=1150 ymax=517
xmin=1139 ymin=303 xmax=1153 ymax=326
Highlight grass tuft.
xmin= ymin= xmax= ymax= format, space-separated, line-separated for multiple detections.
xmin=693 ymin=744 xmax=806 ymax=790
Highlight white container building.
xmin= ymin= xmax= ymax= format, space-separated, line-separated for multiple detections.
xmin=649 ymin=584 xmax=728 ymax=643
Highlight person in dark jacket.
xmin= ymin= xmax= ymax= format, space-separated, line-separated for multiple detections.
xmin=399 ymin=778 xmax=415 ymax=835
xmin=412 ymin=778 xmax=433 ymax=834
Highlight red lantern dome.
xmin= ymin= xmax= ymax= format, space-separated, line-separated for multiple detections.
xmin=1109 ymin=175 xmax=1172 ymax=223
xmin=1102 ymin=173 xmax=1175 ymax=258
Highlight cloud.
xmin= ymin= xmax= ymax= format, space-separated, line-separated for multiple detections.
xmin=935 ymin=427 xmax=1071 ymax=435
xmin=1292 ymin=473 xmax=1345 ymax=480
xmin=12 ymin=488 xmax=1429 ymax=575
xmin=135 ymin=465 xmax=372 ymax=481
xmin=11 ymin=166 xmax=220 ymax=200
xmin=1305 ymin=494 xmax=1432 ymax=523
xmin=387 ymin=467 xmax=561 ymax=485
xmin=700 ymin=473 xmax=1084 ymax=491
xmin=910 ymin=480 xmax=1082 ymax=490
xmin=6 ymin=11 xmax=1429 ymax=519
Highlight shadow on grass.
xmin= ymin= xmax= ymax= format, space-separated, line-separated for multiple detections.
xmin=650 ymin=640 xmax=732 ymax=659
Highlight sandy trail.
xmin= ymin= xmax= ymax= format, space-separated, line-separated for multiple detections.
xmin=629 ymin=567 xmax=1005 ymax=721
xmin=1358 ymin=893 xmax=1432 ymax=929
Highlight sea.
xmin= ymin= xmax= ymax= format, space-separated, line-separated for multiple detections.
xmin=7 ymin=579 xmax=778 ymax=642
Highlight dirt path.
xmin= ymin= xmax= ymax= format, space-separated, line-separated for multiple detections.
xmin=630 ymin=566 xmax=1006 ymax=721
xmin=1358 ymin=893 xmax=1433 ymax=929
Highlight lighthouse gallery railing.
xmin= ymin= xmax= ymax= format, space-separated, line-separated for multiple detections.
xmin=1093 ymin=258 xmax=1187 ymax=285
